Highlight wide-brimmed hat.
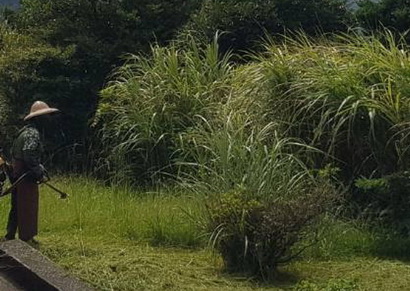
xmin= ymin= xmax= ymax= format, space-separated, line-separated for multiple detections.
xmin=24 ymin=101 xmax=60 ymax=121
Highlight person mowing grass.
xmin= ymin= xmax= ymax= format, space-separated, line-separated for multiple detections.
xmin=4 ymin=101 xmax=60 ymax=243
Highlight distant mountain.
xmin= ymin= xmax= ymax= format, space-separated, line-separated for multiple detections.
xmin=0 ymin=0 xmax=19 ymax=8
xmin=347 ymin=0 xmax=380 ymax=10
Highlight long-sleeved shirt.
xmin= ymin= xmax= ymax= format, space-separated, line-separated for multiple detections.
xmin=11 ymin=124 xmax=43 ymax=174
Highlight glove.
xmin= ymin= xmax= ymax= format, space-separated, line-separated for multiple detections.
xmin=31 ymin=164 xmax=49 ymax=183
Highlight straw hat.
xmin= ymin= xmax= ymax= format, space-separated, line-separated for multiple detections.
xmin=24 ymin=101 xmax=60 ymax=121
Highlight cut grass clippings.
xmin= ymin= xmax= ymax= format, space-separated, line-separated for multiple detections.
xmin=39 ymin=234 xmax=410 ymax=291
xmin=40 ymin=234 xmax=260 ymax=291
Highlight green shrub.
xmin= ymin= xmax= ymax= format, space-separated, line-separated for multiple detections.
xmin=207 ymin=186 xmax=335 ymax=278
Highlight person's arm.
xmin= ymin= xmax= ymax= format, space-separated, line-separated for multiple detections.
xmin=22 ymin=129 xmax=45 ymax=181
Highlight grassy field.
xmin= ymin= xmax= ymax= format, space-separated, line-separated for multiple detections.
xmin=0 ymin=176 xmax=409 ymax=290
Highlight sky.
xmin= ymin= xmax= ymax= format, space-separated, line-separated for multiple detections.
xmin=0 ymin=0 xmax=19 ymax=8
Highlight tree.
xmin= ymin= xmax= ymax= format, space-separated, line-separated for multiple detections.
xmin=185 ymin=0 xmax=352 ymax=53
xmin=3 ymin=0 xmax=201 ymax=170
xmin=356 ymin=0 xmax=410 ymax=38
xmin=0 ymin=25 xmax=70 ymax=149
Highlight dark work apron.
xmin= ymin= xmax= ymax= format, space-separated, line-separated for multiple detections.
xmin=13 ymin=160 xmax=39 ymax=241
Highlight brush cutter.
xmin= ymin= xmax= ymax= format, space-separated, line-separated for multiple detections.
xmin=0 ymin=171 xmax=69 ymax=199
xmin=0 ymin=148 xmax=69 ymax=199
xmin=42 ymin=181 xmax=69 ymax=199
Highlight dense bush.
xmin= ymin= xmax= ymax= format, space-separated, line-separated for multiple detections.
xmin=207 ymin=181 xmax=335 ymax=277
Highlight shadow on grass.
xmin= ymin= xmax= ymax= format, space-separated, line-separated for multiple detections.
xmin=371 ymin=235 xmax=410 ymax=262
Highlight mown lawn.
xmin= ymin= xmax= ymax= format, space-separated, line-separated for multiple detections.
xmin=0 ymin=176 xmax=409 ymax=290
xmin=39 ymin=234 xmax=410 ymax=290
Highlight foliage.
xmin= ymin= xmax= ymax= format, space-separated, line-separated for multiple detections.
xmin=96 ymin=29 xmax=410 ymax=187
xmin=248 ymin=31 xmax=410 ymax=180
xmin=207 ymin=186 xmax=334 ymax=277
xmin=354 ymin=172 xmax=410 ymax=233
xmin=0 ymin=0 xmax=201 ymax=170
xmin=0 ymin=24 xmax=72 ymax=152
xmin=184 ymin=0 xmax=351 ymax=53
xmin=14 ymin=0 xmax=200 ymax=73
xmin=95 ymin=31 xmax=340 ymax=276
xmin=95 ymin=35 xmax=234 ymax=184
xmin=173 ymin=75 xmax=339 ymax=276
xmin=275 ymin=0 xmax=352 ymax=34
xmin=356 ymin=0 xmax=410 ymax=41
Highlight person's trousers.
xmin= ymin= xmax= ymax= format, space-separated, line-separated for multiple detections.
xmin=5 ymin=189 xmax=17 ymax=240
xmin=5 ymin=160 xmax=39 ymax=241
